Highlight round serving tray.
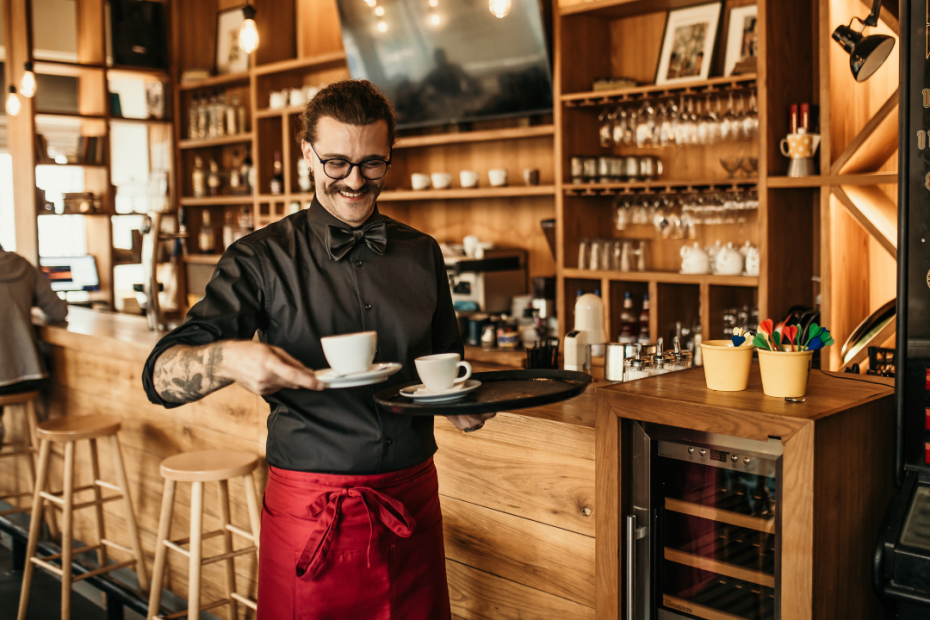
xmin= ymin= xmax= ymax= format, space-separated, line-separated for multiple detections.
xmin=374 ymin=369 xmax=592 ymax=416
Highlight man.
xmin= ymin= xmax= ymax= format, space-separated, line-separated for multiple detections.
xmin=142 ymin=80 xmax=494 ymax=619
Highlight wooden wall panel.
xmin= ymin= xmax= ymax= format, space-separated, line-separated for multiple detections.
xmin=828 ymin=194 xmax=871 ymax=369
xmin=436 ymin=411 xmax=595 ymax=461
xmin=296 ymin=0 xmax=345 ymax=58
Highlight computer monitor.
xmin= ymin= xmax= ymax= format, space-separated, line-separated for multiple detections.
xmin=39 ymin=256 xmax=101 ymax=292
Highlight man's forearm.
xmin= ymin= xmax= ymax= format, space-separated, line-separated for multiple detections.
xmin=153 ymin=343 xmax=232 ymax=404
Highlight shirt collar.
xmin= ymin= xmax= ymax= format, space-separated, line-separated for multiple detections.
xmin=306 ymin=195 xmax=385 ymax=245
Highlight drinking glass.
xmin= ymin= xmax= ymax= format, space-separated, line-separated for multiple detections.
xmin=720 ymin=92 xmax=739 ymax=142
xmin=697 ymin=94 xmax=719 ymax=145
xmin=589 ymin=239 xmax=603 ymax=270
xmin=660 ymin=98 xmax=678 ymax=147
xmin=743 ymin=91 xmax=759 ymax=139
xmin=635 ymin=100 xmax=656 ymax=147
xmin=720 ymin=156 xmax=744 ymax=179
xmin=615 ymin=195 xmax=632 ymax=230
xmin=578 ymin=239 xmax=590 ymax=270
xmin=598 ymin=112 xmax=612 ymax=148
xmin=741 ymin=157 xmax=758 ymax=178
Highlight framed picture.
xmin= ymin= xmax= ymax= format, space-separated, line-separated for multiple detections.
xmin=216 ymin=7 xmax=248 ymax=75
xmin=723 ymin=4 xmax=758 ymax=76
xmin=655 ymin=2 xmax=723 ymax=85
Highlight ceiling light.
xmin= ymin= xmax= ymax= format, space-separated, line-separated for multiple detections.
xmin=239 ymin=3 xmax=260 ymax=55
xmin=429 ymin=0 xmax=438 ymax=6
xmin=375 ymin=6 xmax=384 ymax=16
xmin=20 ymin=63 xmax=37 ymax=98
xmin=377 ymin=20 xmax=388 ymax=32
xmin=831 ymin=0 xmax=894 ymax=82
xmin=364 ymin=0 xmax=376 ymax=6
xmin=488 ymin=0 xmax=511 ymax=18
xmin=429 ymin=12 xmax=441 ymax=26
xmin=6 ymin=86 xmax=20 ymax=117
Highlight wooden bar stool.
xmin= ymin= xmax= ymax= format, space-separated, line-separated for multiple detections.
xmin=147 ymin=450 xmax=262 ymax=620
xmin=0 ymin=392 xmax=41 ymax=516
xmin=17 ymin=414 xmax=149 ymax=620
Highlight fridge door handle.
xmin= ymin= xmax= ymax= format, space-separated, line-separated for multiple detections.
xmin=626 ymin=514 xmax=635 ymax=619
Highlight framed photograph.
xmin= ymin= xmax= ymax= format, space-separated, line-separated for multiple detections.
xmin=655 ymin=2 xmax=723 ymax=85
xmin=723 ymin=4 xmax=758 ymax=76
xmin=216 ymin=7 xmax=248 ymax=75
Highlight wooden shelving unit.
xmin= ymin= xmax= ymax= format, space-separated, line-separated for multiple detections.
xmin=178 ymin=133 xmax=254 ymax=150
xmin=378 ymin=186 xmax=556 ymax=202
xmin=562 ymin=74 xmax=758 ymax=105
xmin=179 ymin=196 xmax=254 ymax=207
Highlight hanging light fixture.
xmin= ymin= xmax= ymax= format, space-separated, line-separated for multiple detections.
xmin=831 ymin=0 xmax=895 ymax=82
xmin=6 ymin=86 xmax=21 ymax=117
xmin=239 ymin=2 xmax=260 ymax=55
xmin=377 ymin=20 xmax=388 ymax=32
xmin=488 ymin=0 xmax=511 ymax=18
xmin=20 ymin=62 xmax=37 ymax=98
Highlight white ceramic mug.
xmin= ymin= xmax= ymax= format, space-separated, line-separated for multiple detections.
xmin=488 ymin=169 xmax=508 ymax=187
xmin=431 ymin=172 xmax=452 ymax=189
xmin=269 ymin=91 xmax=288 ymax=110
xmin=415 ymin=353 xmax=472 ymax=392
xmin=411 ymin=173 xmax=431 ymax=191
xmin=460 ymin=170 xmax=479 ymax=188
xmin=320 ymin=331 xmax=377 ymax=376
xmin=463 ymin=235 xmax=480 ymax=258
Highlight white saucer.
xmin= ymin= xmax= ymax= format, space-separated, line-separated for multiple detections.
xmin=400 ymin=380 xmax=482 ymax=402
xmin=315 ymin=363 xmax=402 ymax=389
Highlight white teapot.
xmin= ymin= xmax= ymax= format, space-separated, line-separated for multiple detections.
xmin=705 ymin=240 xmax=722 ymax=262
xmin=744 ymin=245 xmax=760 ymax=276
xmin=680 ymin=242 xmax=710 ymax=274
xmin=714 ymin=242 xmax=744 ymax=276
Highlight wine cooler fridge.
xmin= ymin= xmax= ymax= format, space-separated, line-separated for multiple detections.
xmin=627 ymin=422 xmax=783 ymax=620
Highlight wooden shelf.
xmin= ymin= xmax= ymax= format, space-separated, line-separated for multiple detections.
xmin=665 ymin=498 xmax=775 ymax=535
xmin=664 ymin=547 xmax=775 ymax=589
xmin=565 ymin=179 xmax=758 ymax=195
xmin=661 ymin=594 xmax=750 ymax=620
xmin=561 ymin=268 xmax=759 ymax=287
xmin=179 ymin=196 xmax=254 ymax=207
xmin=178 ymin=133 xmax=253 ymax=149
xmin=35 ymin=162 xmax=106 ymax=168
xmin=107 ymin=65 xmax=170 ymax=82
xmin=562 ymin=75 xmax=757 ymax=106
xmin=378 ymin=186 xmax=556 ymax=201
xmin=183 ymin=255 xmax=222 ymax=265
xmin=33 ymin=59 xmax=105 ymax=77
xmin=254 ymin=105 xmax=306 ymax=118
xmin=109 ymin=117 xmax=171 ymax=126
xmin=35 ymin=111 xmax=107 ymax=121
xmin=179 ymin=71 xmax=251 ymax=91
xmin=767 ymin=172 xmax=897 ymax=188
xmin=394 ymin=125 xmax=555 ymax=149
xmin=252 ymin=51 xmax=347 ymax=76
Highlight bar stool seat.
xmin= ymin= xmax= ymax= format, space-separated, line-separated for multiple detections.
xmin=148 ymin=450 xmax=262 ymax=620
xmin=160 ymin=450 xmax=258 ymax=482
xmin=18 ymin=414 xmax=149 ymax=620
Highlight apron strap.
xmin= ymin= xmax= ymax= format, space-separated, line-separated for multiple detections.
xmin=296 ymin=486 xmax=416 ymax=579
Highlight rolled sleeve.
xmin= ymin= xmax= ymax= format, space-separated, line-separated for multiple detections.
xmin=141 ymin=240 xmax=266 ymax=407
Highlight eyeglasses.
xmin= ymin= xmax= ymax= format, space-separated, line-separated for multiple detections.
xmin=308 ymin=143 xmax=391 ymax=181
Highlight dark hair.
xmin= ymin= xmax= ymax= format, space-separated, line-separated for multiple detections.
xmin=297 ymin=79 xmax=397 ymax=148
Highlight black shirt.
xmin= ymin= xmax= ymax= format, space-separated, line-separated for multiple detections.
xmin=141 ymin=199 xmax=463 ymax=474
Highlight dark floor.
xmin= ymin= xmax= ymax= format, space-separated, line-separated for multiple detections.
xmin=0 ymin=539 xmax=144 ymax=620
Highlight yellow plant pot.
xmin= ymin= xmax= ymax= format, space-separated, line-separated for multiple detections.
xmin=700 ymin=340 xmax=754 ymax=392
xmin=757 ymin=348 xmax=813 ymax=398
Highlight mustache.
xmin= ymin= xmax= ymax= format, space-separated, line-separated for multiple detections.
xmin=325 ymin=181 xmax=379 ymax=196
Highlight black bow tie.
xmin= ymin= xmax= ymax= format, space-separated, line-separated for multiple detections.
xmin=326 ymin=220 xmax=388 ymax=261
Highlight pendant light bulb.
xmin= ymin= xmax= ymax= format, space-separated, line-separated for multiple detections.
xmin=239 ymin=4 xmax=259 ymax=55
xmin=488 ymin=0 xmax=511 ymax=18
xmin=20 ymin=63 xmax=37 ymax=98
xmin=6 ymin=86 xmax=20 ymax=117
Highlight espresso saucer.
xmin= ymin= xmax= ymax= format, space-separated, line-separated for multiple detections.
xmin=315 ymin=363 xmax=402 ymax=389
xmin=399 ymin=380 xmax=482 ymax=403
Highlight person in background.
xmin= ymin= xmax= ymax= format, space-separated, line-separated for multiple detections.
xmin=0 ymin=244 xmax=69 ymax=440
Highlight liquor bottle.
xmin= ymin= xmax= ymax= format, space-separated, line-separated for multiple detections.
xmin=188 ymin=95 xmax=199 ymax=139
xmin=207 ymin=159 xmax=221 ymax=196
xmin=207 ymin=92 xmax=219 ymax=137
xmin=197 ymin=95 xmax=208 ymax=139
xmin=225 ymin=93 xmax=238 ymax=135
xmin=198 ymin=210 xmax=215 ymax=254
xmin=231 ymin=94 xmax=246 ymax=134
xmin=240 ymin=154 xmax=253 ymax=194
xmin=229 ymin=152 xmax=242 ymax=193
xmin=270 ymin=151 xmax=284 ymax=195
xmin=223 ymin=209 xmax=237 ymax=250
xmin=618 ymin=291 xmax=637 ymax=344
xmin=637 ymin=294 xmax=650 ymax=344
xmin=192 ymin=156 xmax=206 ymax=198
xmin=239 ymin=206 xmax=254 ymax=233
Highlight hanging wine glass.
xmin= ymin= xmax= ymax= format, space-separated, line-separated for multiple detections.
xmin=598 ymin=111 xmax=612 ymax=148
xmin=661 ymin=97 xmax=678 ymax=147
xmin=720 ymin=92 xmax=739 ymax=142
xmin=698 ymin=94 xmax=719 ymax=145
xmin=674 ymin=95 xmax=689 ymax=145
xmin=653 ymin=102 xmax=667 ymax=146
xmin=743 ymin=90 xmax=759 ymax=140
xmin=613 ymin=107 xmax=627 ymax=146
xmin=635 ymin=100 xmax=656 ymax=148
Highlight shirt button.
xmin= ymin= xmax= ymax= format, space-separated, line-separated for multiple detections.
xmin=385 ymin=438 xmax=393 ymax=445
xmin=356 ymin=260 xmax=363 ymax=267
xmin=365 ymin=303 xmax=372 ymax=311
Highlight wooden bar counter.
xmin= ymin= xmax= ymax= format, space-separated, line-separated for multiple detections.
xmin=0 ymin=308 xmax=599 ymax=619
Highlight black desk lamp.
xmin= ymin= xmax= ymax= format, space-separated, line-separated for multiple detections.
xmin=832 ymin=0 xmax=896 ymax=82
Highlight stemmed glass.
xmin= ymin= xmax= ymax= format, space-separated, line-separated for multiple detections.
xmin=698 ymin=94 xmax=719 ymax=145
xmin=720 ymin=92 xmax=738 ymax=142
xmin=660 ymin=98 xmax=678 ymax=147
xmin=720 ymin=157 xmax=744 ymax=179
xmin=743 ymin=91 xmax=759 ymax=139
xmin=598 ymin=111 xmax=612 ymax=148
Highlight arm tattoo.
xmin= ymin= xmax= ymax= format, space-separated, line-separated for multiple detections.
xmin=153 ymin=343 xmax=233 ymax=404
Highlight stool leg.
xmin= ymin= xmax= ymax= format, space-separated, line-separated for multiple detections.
xmin=88 ymin=438 xmax=109 ymax=569
xmin=217 ymin=480 xmax=237 ymax=620
xmin=25 ymin=401 xmax=59 ymax=540
xmin=17 ymin=438 xmax=51 ymax=620
xmin=147 ymin=478 xmax=176 ymax=620
xmin=243 ymin=473 xmax=261 ymax=553
xmin=61 ymin=440 xmax=75 ymax=620
xmin=108 ymin=434 xmax=149 ymax=592
xmin=189 ymin=481 xmax=204 ymax=620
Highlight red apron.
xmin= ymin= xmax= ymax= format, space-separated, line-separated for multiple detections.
xmin=257 ymin=457 xmax=451 ymax=620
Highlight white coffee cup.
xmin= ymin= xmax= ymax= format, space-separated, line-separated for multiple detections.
xmin=269 ymin=90 xmax=288 ymax=109
xmin=488 ymin=168 xmax=508 ymax=187
xmin=431 ymin=172 xmax=452 ymax=189
xmin=463 ymin=235 xmax=480 ymax=258
xmin=460 ymin=170 xmax=479 ymax=188
xmin=415 ymin=353 xmax=472 ymax=392
xmin=411 ymin=173 xmax=431 ymax=191
xmin=320 ymin=331 xmax=377 ymax=376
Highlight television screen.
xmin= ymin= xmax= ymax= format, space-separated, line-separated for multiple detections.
xmin=40 ymin=256 xmax=100 ymax=292
xmin=336 ymin=0 xmax=553 ymax=130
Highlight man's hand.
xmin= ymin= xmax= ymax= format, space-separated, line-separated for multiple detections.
xmin=218 ymin=341 xmax=324 ymax=395
xmin=446 ymin=413 xmax=496 ymax=433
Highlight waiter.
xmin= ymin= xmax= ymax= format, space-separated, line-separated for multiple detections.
xmin=142 ymin=79 xmax=494 ymax=619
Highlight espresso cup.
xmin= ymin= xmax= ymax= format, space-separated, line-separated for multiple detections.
xmin=415 ymin=353 xmax=472 ymax=392
xmin=411 ymin=173 xmax=431 ymax=191
xmin=431 ymin=172 xmax=452 ymax=189
xmin=320 ymin=331 xmax=377 ymax=376
xmin=488 ymin=168 xmax=508 ymax=187
xmin=460 ymin=170 xmax=479 ymax=188
xmin=523 ymin=168 xmax=540 ymax=186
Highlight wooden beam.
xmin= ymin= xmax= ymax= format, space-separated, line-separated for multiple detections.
xmin=830 ymin=90 xmax=898 ymax=176
xmin=831 ymin=185 xmax=897 ymax=258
